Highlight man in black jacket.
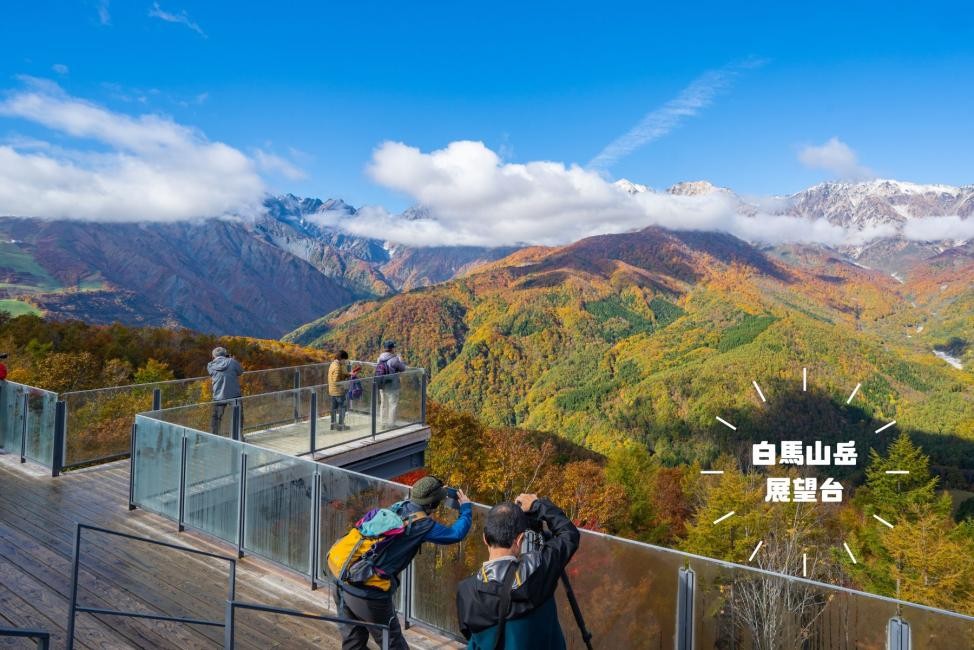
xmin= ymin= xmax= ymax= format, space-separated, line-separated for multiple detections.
xmin=456 ymin=494 xmax=580 ymax=649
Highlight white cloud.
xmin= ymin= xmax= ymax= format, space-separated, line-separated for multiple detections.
xmin=0 ymin=79 xmax=265 ymax=221
xmin=254 ymin=149 xmax=307 ymax=181
xmin=51 ymin=64 xmax=69 ymax=76
xmin=148 ymin=2 xmax=206 ymax=38
xmin=798 ymin=137 xmax=873 ymax=180
xmin=307 ymin=139 xmax=895 ymax=248
xmin=902 ymin=215 xmax=974 ymax=242
xmin=588 ymin=59 xmax=763 ymax=171
xmin=96 ymin=0 xmax=111 ymax=26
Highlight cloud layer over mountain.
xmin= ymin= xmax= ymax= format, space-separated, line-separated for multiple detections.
xmin=319 ymin=140 xmax=898 ymax=247
xmin=0 ymin=78 xmax=265 ymax=221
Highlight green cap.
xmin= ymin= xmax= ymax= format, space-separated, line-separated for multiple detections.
xmin=411 ymin=476 xmax=445 ymax=506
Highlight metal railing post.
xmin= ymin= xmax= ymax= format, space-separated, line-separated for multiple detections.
xmin=231 ymin=402 xmax=242 ymax=441
xmin=370 ymin=381 xmax=378 ymax=438
xmin=65 ymin=524 xmax=82 ymax=650
xmin=51 ymin=400 xmax=66 ymax=477
xmin=152 ymin=388 xmax=162 ymax=411
xmin=20 ymin=393 xmax=28 ymax=463
xmin=420 ymin=372 xmax=428 ymax=425
xmin=237 ymin=452 xmax=248 ymax=558
xmin=309 ymin=470 xmax=321 ymax=590
xmin=293 ymin=370 xmax=300 ymax=421
xmin=177 ymin=435 xmax=188 ymax=532
xmin=888 ymin=616 xmax=911 ymax=650
xmin=675 ymin=566 xmax=694 ymax=650
xmin=128 ymin=422 xmax=137 ymax=510
xmin=309 ymin=391 xmax=317 ymax=456
xmin=224 ymin=600 xmax=235 ymax=650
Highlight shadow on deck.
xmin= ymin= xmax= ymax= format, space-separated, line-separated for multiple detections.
xmin=0 ymin=453 xmax=459 ymax=649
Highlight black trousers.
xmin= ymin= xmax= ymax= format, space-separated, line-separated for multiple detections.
xmin=337 ymin=588 xmax=407 ymax=650
xmin=210 ymin=399 xmax=243 ymax=435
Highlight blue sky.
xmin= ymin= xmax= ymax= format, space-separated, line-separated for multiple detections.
xmin=2 ymin=0 xmax=973 ymax=216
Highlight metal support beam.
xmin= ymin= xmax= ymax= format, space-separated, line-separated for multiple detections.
xmin=177 ymin=435 xmax=188 ymax=532
xmin=309 ymin=391 xmax=317 ymax=456
xmin=675 ymin=566 xmax=694 ymax=650
xmin=370 ymin=381 xmax=378 ymax=439
xmin=309 ymin=470 xmax=321 ymax=589
xmin=19 ymin=393 xmax=28 ymax=463
xmin=65 ymin=524 xmax=82 ymax=650
xmin=293 ymin=370 xmax=301 ymax=421
xmin=152 ymin=388 xmax=162 ymax=411
xmin=51 ymin=400 xmax=66 ymax=477
xmin=128 ymin=422 xmax=137 ymax=510
xmin=236 ymin=452 xmax=248 ymax=558
xmin=231 ymin=402 xmax=242 ymax=441
xmin=888 ymin=616 xmax=911 ymax=650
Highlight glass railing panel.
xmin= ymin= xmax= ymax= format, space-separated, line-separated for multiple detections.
xmin=298 ymin=364 xmax=329 ymax=391
xmin=899 ymin=599 xmax=974 ymax=648
xmin=0 ymin=382 xmax=27 ymax=453
xmin=23 ymin=388 xmax=58 ymax=467
xmin=237 ymin=389 xmax=312 ymax=455
xmin=409 ymin=503 xmax=488 ymax=636
xmin=243 ymin=445 xmax=316 ymax=575
xmin=241 ymin=366 xmax=299 ymax=396
xmin=131 ymin=415 xmax=185 ymax=518
xmin=557 ymin=533 xmax=684 ymax=649
xmin=312 ymin=378 xmax=375 ymax=452
xmin=183 ymin=430 xmax=242 ymax=544
xmin=156 ymin=377 xmax=210 ymax=409
xmin=317 ymin=465 xmax=411 ymax=584
xmin=63 ymin=385 xmax=153 ymax=466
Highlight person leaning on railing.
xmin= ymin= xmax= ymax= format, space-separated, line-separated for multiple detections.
xmin=207 ymin=347 xmax=243 ymax=435
xmin=456 ymin=494 xmax=580 ymax=650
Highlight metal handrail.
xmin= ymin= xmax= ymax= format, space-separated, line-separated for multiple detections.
xmin=0 ymin=626 xmax=50 ymax=649
xmin=224 ymin=601 xmax=391 ymax=649
xmin=66 ymin=523 xmax=237 ymax=650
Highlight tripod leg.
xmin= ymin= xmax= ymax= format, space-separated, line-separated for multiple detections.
xmin=560 ymin=573 xmax=594 ymax=650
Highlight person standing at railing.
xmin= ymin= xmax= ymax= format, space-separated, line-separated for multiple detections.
xmin=330 ymin=476 xmax=473 ymax=650
xmin=207 ymin=347 xmax=243 ymax=435
xmin=375 ymin=340 xmax=407 ymax=428
xmin=328 ymin=350 xmax=351 ymax=431
xmin=456 ymin=494 xmax=580 ymax=650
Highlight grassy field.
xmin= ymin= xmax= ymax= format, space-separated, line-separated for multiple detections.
xmin=0 ymin=299 xmax=41 ymax=316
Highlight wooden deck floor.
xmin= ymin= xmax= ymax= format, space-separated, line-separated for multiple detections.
xmin=0 ymin=453 xmax=460 ymax=650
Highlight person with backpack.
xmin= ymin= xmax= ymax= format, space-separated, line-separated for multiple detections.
xmin=455 ymin=494 xmax=580 ymax=650
xmin=375 ymin=340 xmax=407 ymax=427
xmin=328 ymin=350 xmax=351 ymax=431
xmin=328 ymin=476 xmax=472 ymax=649
xmin=207 ymin=347 xmax=243 ymax=434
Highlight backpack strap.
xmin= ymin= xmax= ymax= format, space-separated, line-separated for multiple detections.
xmin=493 ymin=561 xmax=519 ymax=650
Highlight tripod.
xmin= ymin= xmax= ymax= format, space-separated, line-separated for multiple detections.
xmin=523 ymin=529 xmax=594 ymax=649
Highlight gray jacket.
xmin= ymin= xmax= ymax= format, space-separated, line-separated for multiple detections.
xmin=208 ymin=356 xmax=243 ymax=400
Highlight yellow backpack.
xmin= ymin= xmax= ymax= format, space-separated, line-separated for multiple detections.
xmin=327 ymin=503 xmax=426 ymax=591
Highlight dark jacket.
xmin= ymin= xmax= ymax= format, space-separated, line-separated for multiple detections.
xmin=456 ymin=499 xmax=580 ymax=649
xmin=207 ymin=355 xmax=243 ymax=400
xmin=341 ymin=500 xmax=473 ymax=600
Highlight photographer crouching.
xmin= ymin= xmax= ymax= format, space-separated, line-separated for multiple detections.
xmin=456 ymin=494 xmax=580 ymax=650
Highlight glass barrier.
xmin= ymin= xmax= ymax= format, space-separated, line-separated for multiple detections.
xmin=312 ymin=377 xmax=376 ymax=452
xmin=131 ymin=414 xmax=974 ymax=649
xmin=244 ymin=446 xmax=316 ymax=574
xmin=0 ymin=382 xmax=59 ymax=469
xmin=132 ymin=415 xmax=186 ymax=519
xmin=63 ymin=384 xmax=154 ymax=466
xmin=183 ymin=430 xmax=242 ymax=544
xmin=23 ymin=388 xmax=58 ymax=466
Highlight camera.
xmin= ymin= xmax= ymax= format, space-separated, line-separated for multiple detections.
xmin=444 ymin=487 xmax=460 ymax=510
xmin=0 ymin=353 xmax=7 ymax=360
